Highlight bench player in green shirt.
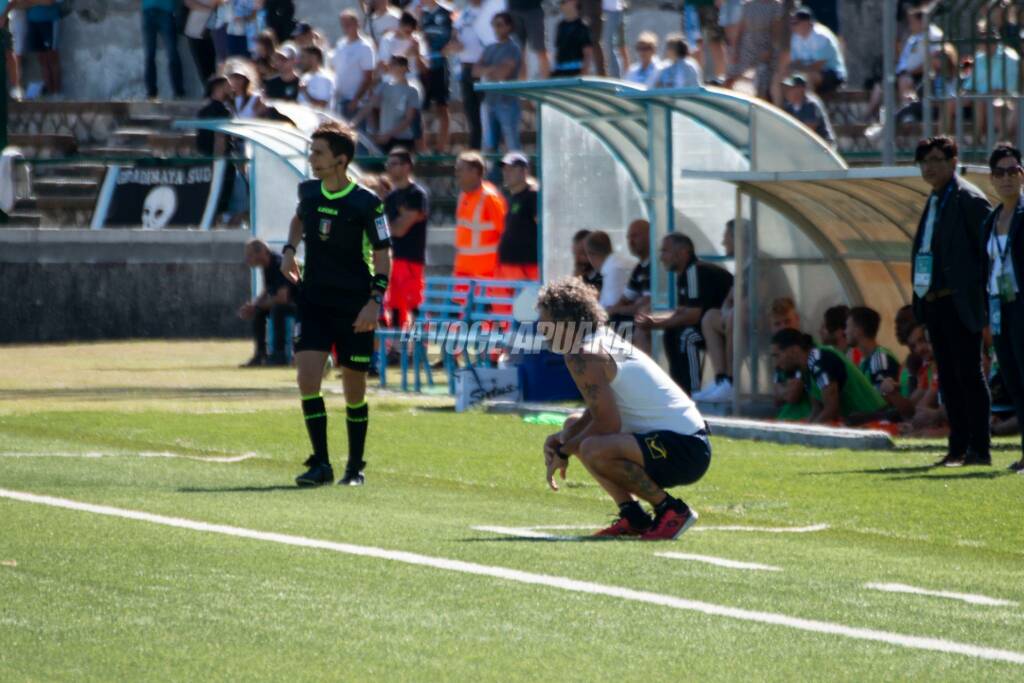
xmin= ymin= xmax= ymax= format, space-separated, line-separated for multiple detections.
xmin=771 ymin=328 xmax=886 ymax=424
xmin=281 ymin=122 xmax=392 ymax=487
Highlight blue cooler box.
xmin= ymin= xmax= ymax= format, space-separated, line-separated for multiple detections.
xmin=517 ymin=350 xmax=581 ymax=402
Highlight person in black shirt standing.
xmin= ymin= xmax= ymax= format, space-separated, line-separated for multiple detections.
xmin=911 ymin=136 xmax=993 ymax=467
xmin=238 ymin=239 xmax=297 ymax=366
xmin=636 ymin=233 xmax=734 ymax=394
xmin=196 ymin=75 xmax=236 ymax=220
xmin=495 ymin=152 xmax=539 ymax=282
xmin=552 ymin=0 xmax=593 ymax=76
xmin=383 ymin=147 xmax=429 ymax=328
xmin=281 ymin=122 xmax=392 ymax=487
xmin=263 ymin=45 xmax=301 ymax=101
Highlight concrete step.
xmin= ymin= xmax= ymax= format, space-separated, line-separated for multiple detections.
xmin=33 ymin=177 xmax=100 ymax=199
xmin=126 ymin=114 xmax=175 ymax=130
xmin=35 ymin=195 xmax=95 ymax=211
xmin=3 ymin=212 xmax=42 ymax=227
xmin=32 ymin=162 xmax=108 ymax=180
xmin=8 ymin=133 xmax=78 ymax=157
xmin=79 ymin=146 xmax=153 ymax=159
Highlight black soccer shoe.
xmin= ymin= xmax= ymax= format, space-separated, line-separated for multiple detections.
xmin=338 ymin=469 xmax=365 ymax=486
xmin=296 ymin=461 xmax=334 ymax=487
xmin=240 ymin=355 xmax=266 ymax=368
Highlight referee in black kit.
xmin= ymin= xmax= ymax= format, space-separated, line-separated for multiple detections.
xmin=911 ymin=136 xmax=993 ymax=467
xmin=281 ymin=122 xmax=392 ymax=487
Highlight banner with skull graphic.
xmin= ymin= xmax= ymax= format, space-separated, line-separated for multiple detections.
xmin=98 ymin=164 xmax=222 ymax=229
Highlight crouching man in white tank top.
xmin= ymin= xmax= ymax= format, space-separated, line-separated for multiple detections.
xmin=537 ymin=277 xmax=711 ymax=540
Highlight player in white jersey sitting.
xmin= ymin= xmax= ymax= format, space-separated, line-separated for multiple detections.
xmin=537 ymin=277 xmax=711 ymax=540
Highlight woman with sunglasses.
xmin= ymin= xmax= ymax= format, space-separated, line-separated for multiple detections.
xmin=985 ymin=143 xmax=1024 ymax=472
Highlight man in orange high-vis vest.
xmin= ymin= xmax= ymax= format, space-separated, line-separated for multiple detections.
xmin=453 ymin=151 xmax=507 ymax=278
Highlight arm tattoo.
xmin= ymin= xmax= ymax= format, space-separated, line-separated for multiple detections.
xmin=583 ymin=383 xmax=600 ymax=401
xmin=621 ymin=461 xmax=662 ymax=500
xmin=568 ymin=354 xmax=587 ymax=376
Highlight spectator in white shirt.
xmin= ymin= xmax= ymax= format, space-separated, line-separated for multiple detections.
xmin=332 ymin=10 xmax=376 ymax=118
xmin=298 ymin=45 xmax=335 ymax=109
xmin=625 ymin=31 xmax=662 ymax=87
xmin=653 ymin=34 xmax=702 ymax=88
xmin=378 ymin=12 xmax=427 ymax=79
xmin=584 ymin=230 xmax=637 ymax=309
xmin=783 ymin=6 xmax=846 ymax=95
xmin=447 ymin=0 xmax=499 ymax=151
xmin=364 ymin=0 xmax=401 ymax=48
xmin=896 ymin=8 xmax=943 ymax=103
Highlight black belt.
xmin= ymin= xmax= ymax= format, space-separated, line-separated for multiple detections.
xmin=924 ymin=288 xmax=954 ymax=302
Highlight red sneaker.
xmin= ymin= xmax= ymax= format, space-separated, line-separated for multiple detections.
xmin=640 ymin=506 xmax=698 ymax=541
xmin=593 ymin=516 xmax=648 ymax=537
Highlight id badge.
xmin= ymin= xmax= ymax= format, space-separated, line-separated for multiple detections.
xmin=913 ymin=253 xmax=933 ymax=297
xmin=998 ymin=273 xmax=1017 ymax=303
xmin=990 ymin=295 xmax=1002 ymax=336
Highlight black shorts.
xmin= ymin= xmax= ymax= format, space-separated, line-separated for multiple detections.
xmin=819 ymin=69 xmax=845 ymax=95
xmin=294 ymin=300 xmax=374 ymax=372
xmin=510 ymin=8 xmax=546 ymax=53
xmin=422 ymin=64 xmax=450 ymax=108
xmin=27 ymin=20 xmax=58 ymax=53
xmin=634 ymin=429 xmax=711 ymax=489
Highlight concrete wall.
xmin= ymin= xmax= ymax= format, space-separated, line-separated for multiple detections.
xmin=0 ymin=228 xmax=251 ymax=343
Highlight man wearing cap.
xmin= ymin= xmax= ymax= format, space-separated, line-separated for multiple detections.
xmin=782 ymin=74 xmax=835 ymax=146
xmin=332 ymin=10 xmax=376 ymax=118
xmin=784 ymin=6 xmax=846 ymax=95
xmin=264 ymin=44 xmax=301 ymax=100
xmin=299 ymin=45 xmax=335 ymax=109
xmin=291 ymin=21 xmax=317 ymax=51
xmin=495 ymin=152 xmax=539 ymax=282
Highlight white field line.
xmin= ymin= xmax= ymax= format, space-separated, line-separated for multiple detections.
xmin=866 ymin=583 xmax=1019 ymax=608
xmin=2 ymin=489 xmax=1023 ymax=666
xmin=0 ymin=451 xmax=257 ymax=463
xmin=472 ymin=525 xmax=581 ymax=541
xmin=657 ymin=552 xmax=783 ymax=572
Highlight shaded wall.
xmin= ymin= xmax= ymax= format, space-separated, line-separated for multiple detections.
xmin=0 ymin=229 xmax=250 ymax=343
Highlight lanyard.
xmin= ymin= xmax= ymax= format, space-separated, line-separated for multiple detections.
xmin=991 ymin=200 xmax=1019 ymax=268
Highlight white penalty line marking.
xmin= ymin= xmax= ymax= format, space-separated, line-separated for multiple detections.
xmin=866 ymin=583 xmax=1019 ymax=608
xmin=2 ymin=492 xmax=1023 ymax=665
xmin=0 ymin=451 xmax=257 ymax=463
xmin=657 ymin=552 xmax=783 ymax=572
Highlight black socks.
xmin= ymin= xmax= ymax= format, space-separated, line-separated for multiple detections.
xmin=302 ymin=393 xmax=329 ymax=466
xmin=619 ymin=500 xmax=653 ymax=529
xmin=346 ymin=401 xmax=369 ymax=473
xmin=654 ymin=495 xmax=686 ymax=516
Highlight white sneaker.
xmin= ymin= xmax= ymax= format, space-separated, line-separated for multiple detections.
xmin=691 ymin=383 xmax=718 ymax=401
xmin=706 ymin=379 xmax=734 ymax=403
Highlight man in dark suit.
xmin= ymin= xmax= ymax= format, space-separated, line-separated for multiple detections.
xmin=911 ymin=136 xmax=993 ymax=466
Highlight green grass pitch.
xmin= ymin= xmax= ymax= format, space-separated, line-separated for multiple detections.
xmin=0 ymin=341 xmax=1022 ymax=681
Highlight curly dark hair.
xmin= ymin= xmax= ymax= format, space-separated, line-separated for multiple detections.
xmin=537 ymin=276 xmax=608 ymax=325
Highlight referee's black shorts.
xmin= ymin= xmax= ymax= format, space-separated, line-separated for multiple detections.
xmin=634 ymin=429 xmax=711 ymax=489
xmin=294 ymin=296 xmax=373 ymax=372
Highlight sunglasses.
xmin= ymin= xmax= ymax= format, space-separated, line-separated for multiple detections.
xmin=992 ymin=165 xmax=1023 ymax=178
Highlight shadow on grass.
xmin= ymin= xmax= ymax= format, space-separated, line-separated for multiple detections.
xmin=177 ymin=485 xmax=308 ymax=493
xmin=896 ymin=442 xmax=1021 ymax=453
xmin=887 ymin=470 xmax=1016 ymax=481
xmin=802 ymin=465 xmax=937 ymax=476
xmin=460 ymin=536 xmax=613 ymax=544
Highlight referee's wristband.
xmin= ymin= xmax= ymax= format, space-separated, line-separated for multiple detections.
xmin=372 ymin=273 xmax=389 ymax=292
xmin=282 ymin=244 xmax=296 ymax=255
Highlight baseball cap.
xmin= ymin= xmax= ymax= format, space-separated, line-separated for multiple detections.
xmin=278 ymin=43 xmax=299 ymax=61
xmin=226 ymin=63 xmax=251 ymax=80
xmin=791 ymin=6 xmax=813 ymax=21
xmin=292 ymin=21 xmax=313 ymax=37
xmin=500 ymin=151 xmax=529 ymax=168
xmin=782 ymin=73 xmax=808 ymax=87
